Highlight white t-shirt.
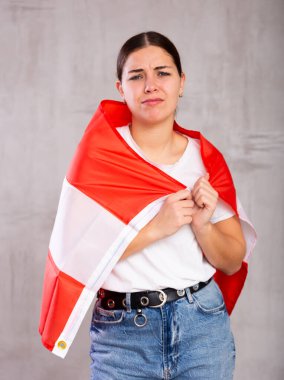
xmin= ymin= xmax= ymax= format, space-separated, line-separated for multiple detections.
xmin=102 ymin=125 xmax=235 ymax=292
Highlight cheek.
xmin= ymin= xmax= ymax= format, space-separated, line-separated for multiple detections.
xmin=166 ymin=85 xmax=180 ymax=103
xmin=123 ymin=91 xmax=139 ymax=110
xmin=125 ymin=90 xmax=144 ymax=107
xmin=169 ymin=81 xmax=181 ymax=95
xmin=123 ymin=84 xmax=139 ymax=99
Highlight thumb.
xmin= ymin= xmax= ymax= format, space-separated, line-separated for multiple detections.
xmin=205 ymin=172 xmax=210 ymax=181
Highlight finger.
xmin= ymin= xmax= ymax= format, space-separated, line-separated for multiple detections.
xmin=181 ymin=215 xmax=193 ymax=224
xmin=182 ymin=207 xmax=198 ymax=217
xmin=193 ymin=185 xmax=218 ymax=200
xmin=179 ymin=199 xmax=195 ymax=208
xmin=192 ymin=181 xmax=217 ymax=200
xmin=194 ymin=184 xmax=217 ymax=200
xmin=182 ymin=201 xmax=200 ymax=220
xmin=167 ymin=189 xmax=192 ymax=203
xmin=194 ymin=192 xmax=217 ymax=209
xmin=191 ymin=178 xmax=211 ymax=197
xmin=193 ymin=174 xmax=210 ymax=186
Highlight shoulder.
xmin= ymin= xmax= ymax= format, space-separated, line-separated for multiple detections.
xmin=174 ymin=131 xmax=189 ymax=152
xmin=175 ymin=131 xmax=201 ymax=153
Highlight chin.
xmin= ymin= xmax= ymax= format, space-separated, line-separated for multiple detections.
xmin=138 ymin=115 xmax=169 ymax=126
xmin=132 ymin=109 xmax=175 ymax=126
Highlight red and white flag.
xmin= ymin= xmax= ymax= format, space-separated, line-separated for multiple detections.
xmin=39 ymin=100 xmax=257 ymax=358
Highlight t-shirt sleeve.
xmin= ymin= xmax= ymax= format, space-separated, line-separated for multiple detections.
xmin=210 ymin=198 xmax=235 ymax=224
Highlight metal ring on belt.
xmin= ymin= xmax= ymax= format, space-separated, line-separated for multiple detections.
xmin=97 ymin=277 xmax=212 ymax=310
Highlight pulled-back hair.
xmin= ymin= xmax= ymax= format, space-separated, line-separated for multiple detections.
xmin=116 ymin=31 xmax=183 ymax=81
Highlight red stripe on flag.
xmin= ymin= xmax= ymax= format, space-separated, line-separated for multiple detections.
xmin=66 ymin=103 xmax=185 ymax=224
xmin=39 ymin=251 xmax=84 ymax=351
xmin=174 ymin=124 xmax=238 ymax=215
xmin=214 ymin=261 xmax=248 ymax=315
xmin=66 ymin=100 xmax=238 ymax=225
xmin=102 ymin=100 xmax=238 ymax=215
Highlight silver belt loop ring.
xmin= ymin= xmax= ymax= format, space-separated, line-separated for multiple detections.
xmin=134 ymin=309 xmax=147 ymax=327
xmin=149 ymin=289 xmax=167 ymax=308
xmin=177 ymin=289 xmax=185 ymax=297
xmin=122 ymin=298 xmax=127 ymax=308
xmin=140 ymin=296 xmax=150 ymax=307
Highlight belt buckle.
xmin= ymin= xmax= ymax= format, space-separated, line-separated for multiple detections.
xmin=149 ymin=289 xmax=167 ymax=308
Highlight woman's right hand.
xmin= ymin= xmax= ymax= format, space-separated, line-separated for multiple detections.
xmin=147 ymin=189 xmax=197 ymax=240
xmin=119 ymin=189 xmax=196 ymax=261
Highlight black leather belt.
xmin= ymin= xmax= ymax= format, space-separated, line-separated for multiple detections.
xmin=97 ymin=278 xmax=212 ymax=310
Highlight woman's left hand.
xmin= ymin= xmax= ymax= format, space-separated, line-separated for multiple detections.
xmin=190 ymin=173 xmax=219 ymax=232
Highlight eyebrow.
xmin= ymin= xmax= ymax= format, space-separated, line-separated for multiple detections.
xmin=127 ymin=65 xmax=173 ymax=74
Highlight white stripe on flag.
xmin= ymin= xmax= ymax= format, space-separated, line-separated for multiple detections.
xmin=236 ymin=197 xmax=257 ymax=261
xmin=49 ymin=178 xmax=128 ymax=284
xmin=50 ymin=180 xmax=171 ymax=358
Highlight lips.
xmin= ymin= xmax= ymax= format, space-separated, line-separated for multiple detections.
xmin=141 ymin=98 xmax=164 ymax=104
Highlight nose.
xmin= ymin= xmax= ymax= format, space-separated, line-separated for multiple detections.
xmin=144 ymin=75 xmax=157 ymax=93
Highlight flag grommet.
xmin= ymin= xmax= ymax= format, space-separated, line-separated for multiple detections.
xmin=58 ymin=341 xmax=67 ymax=350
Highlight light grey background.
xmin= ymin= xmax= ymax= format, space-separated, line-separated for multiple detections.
xmin=1 ymin=0 xmax=283 ymax=379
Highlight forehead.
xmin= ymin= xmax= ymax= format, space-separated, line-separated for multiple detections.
xmin=124 ymin=45 xmax=175 ymax=70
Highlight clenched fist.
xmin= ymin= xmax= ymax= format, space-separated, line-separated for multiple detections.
xmin=191 ymin=173 xmax=219 ymax=231
xmin=147 ymin=173 xmax=219 ymax=240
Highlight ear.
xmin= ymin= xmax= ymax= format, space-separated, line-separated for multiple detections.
xmin=116 ymin=80 xmax=125 ymax=99
xmin=179 ymin=72 xmax=186 ymax=96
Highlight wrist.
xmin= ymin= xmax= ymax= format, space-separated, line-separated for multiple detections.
xmin=144 ymin=218 xmax=163 ymax=242
xmin=191 ymin=221 xmax=213 ymax=237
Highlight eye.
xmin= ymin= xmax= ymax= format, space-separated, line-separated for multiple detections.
xmin=129 ymin=74 xmax=143 ymax=80
xmin=158 ymin=71 xmax=171 ymax=77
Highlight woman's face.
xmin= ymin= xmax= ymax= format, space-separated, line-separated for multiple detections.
xmin=116 ymin=45 xmax=185 ymax=126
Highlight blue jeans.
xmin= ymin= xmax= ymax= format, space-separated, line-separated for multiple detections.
xmin=89 ymin=279 xmax=236 ymax=379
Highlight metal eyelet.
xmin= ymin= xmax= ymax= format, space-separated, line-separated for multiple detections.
xmin=98 ymin=289 xmax=105 ymax=298
xmin=140 ymin=296 xmax=149 ymax=307
xmin=177 ymin=289 xmax=185 ymax=297
xmin=192 ymin=284 xmax=199 ymax=291
xmin=107 ymin=299 xmax=115 ymax=308
xmin=122 ymin=298 xmax=127 ymax=308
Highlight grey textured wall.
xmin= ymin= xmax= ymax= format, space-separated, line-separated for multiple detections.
xmin=1 ymin=0 xmax=283 ymax=379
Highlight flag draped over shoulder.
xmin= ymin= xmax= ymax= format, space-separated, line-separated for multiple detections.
xmin=39 ymin=100 xmax=257 ymax=358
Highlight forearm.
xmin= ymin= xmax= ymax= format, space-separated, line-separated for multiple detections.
xmin=119 ymin=190 xmax=194 ymax=261
xmin=191 ymin=222 xmax=246 ymax=275
xmin=119 ymin=219 xmax=161 ymax=261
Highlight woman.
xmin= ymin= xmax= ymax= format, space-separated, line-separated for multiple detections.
xmin=89 ymin=31 xmax=247 ymax=379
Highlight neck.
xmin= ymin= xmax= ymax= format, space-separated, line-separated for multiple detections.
xmin=129 ymin=116 xmax=176 ymax=154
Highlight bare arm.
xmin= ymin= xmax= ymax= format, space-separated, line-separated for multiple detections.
xmin=119 ymin=219 xmax=161 ymax=261
xmin=119 ymin=174 xmax=246 ymax=276
xmin=190 ymin=173 xmax=246 ymax=275
xmin=191 ymin=216 xmax=246 ymax=275
xmin=119 ymin=189 xmax=195 ymax=261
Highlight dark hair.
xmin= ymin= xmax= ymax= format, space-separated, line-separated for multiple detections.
xmin=116 ymin=31 xmax=183 ymax=81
